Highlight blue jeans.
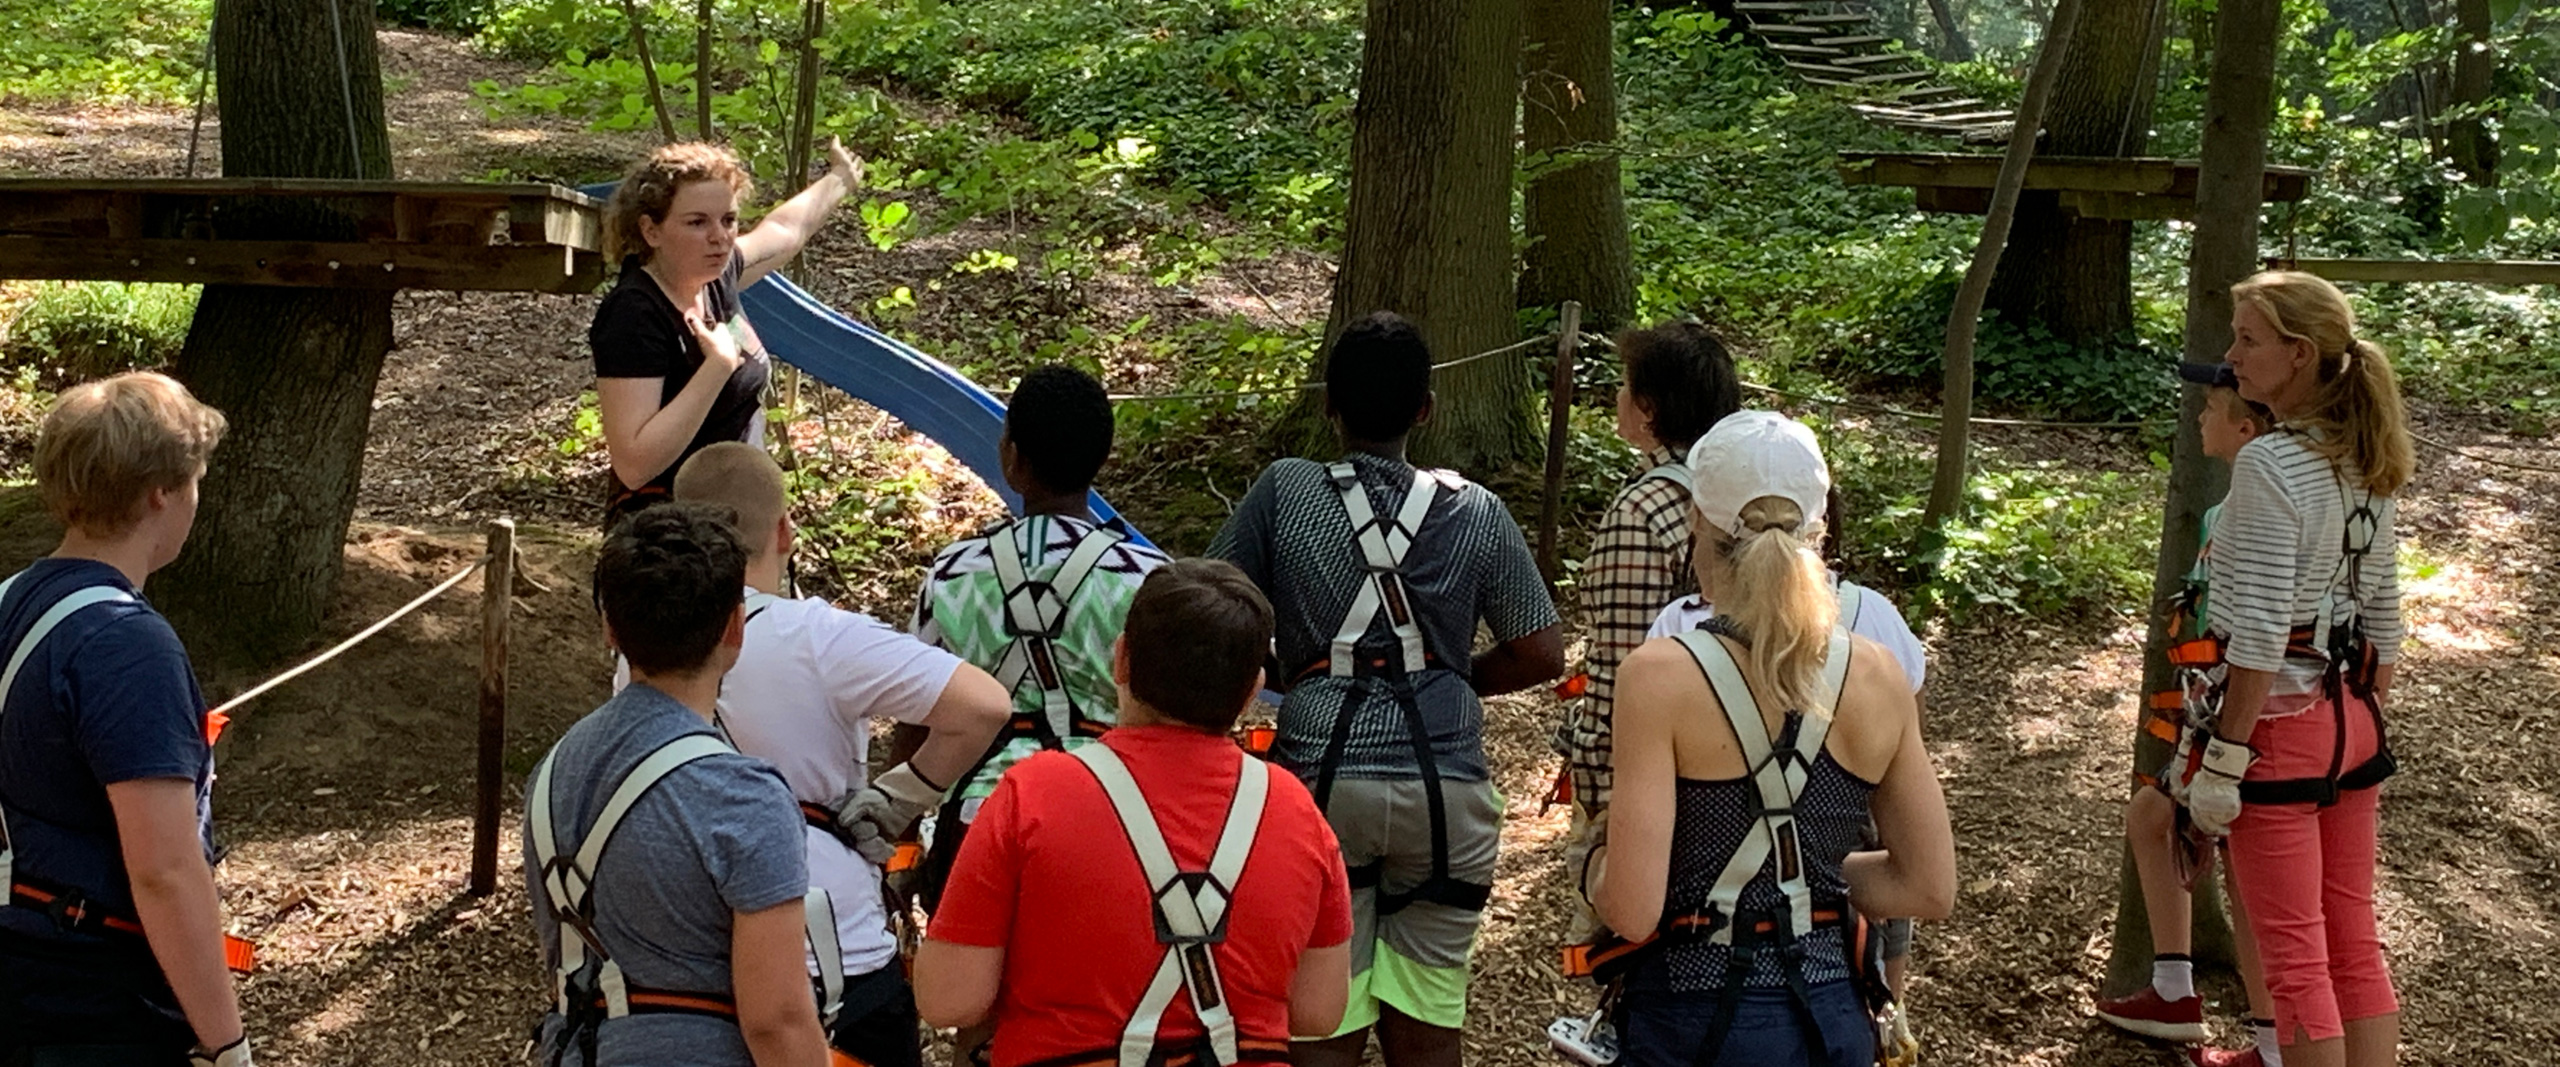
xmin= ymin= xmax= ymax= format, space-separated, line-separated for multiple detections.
xmin=1619 ymin=981 xmax=1875 ymax=1067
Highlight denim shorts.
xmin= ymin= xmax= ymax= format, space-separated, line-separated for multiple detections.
xmin=1618 ymin=981 xmax=1875 ymax=1067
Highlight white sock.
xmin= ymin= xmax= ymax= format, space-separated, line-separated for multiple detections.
xmin=2151 ymin=956 xmax=2196 ymax=1001
xmin=2253 ymin=1019 xmax=2284 ymax=1066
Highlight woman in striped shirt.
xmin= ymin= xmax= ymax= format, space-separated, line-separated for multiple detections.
xmin=2187 ymin=271 xmax=2412 ymax=1067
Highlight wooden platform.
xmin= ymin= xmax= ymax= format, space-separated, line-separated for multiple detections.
xmin=2270 ymin=257 xmax=2560 ymax=286
xmin=0 ymin=179 xmax=607 ymax=293
xmin=1838 ymin=153 xmax=2315 ymax=220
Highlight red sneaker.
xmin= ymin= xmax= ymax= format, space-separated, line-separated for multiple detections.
xmin=2188 ymin=1047 xmax=2264 ymax=1067
xmin=2092 ymin=986 xmax=2208 ymax=1042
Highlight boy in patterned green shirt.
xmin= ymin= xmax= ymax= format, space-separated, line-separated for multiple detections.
xmin=906 ymin=365 xmax=1166 ymax=908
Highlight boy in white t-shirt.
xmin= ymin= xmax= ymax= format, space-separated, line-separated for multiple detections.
xmin=655 ymin=442 xmax=1012 ymax=1067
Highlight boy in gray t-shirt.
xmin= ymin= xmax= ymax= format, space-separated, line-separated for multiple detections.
xmin=523 ymin=505 xmax=826 ymax=1066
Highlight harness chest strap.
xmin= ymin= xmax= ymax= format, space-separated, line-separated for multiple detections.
xmin=529 ymin=733 xmax=845 ymax=1028
xmin=1327 ymin=463 xmax=1437 ymax=678
xmin=1671 ymin=627 xmax=1852 ymax=947
xmin=1072 ymin=743 xmax=1271 ymax=1067
xmin=988 ymin=519 xmax=1125 ymax=746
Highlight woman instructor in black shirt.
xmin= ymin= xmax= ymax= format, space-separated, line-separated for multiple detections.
xmin=591 ymin=138 xmax=862 ymax=526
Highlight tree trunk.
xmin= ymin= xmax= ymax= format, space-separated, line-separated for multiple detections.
xmin=1519 ymin=0 xmax=1634 ymax=331
xmin=2100 ymin=0 xmax=2280 ymax=1000
xmin=159 ymin=0 xmax=395 ymax=668
xmin=695 ymin=0 xmax=714 ymax=142
xmin=1280 ymin=0 xmax=1529 ymax=476
xmin=1925 ymin=0 xmax=1975 ymax=61
xmin=1983 ymin=0 xmax=2165 ymax=347
xmin=2447 ymin=0 xmax=2498 ymax=184
xmin=617 ymin=0 xmax=678 ymax=143
xmin=1920 ymin=0 xmax=2082 ymax=538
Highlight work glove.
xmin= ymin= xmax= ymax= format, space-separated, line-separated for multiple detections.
xmin=2184 ymin=737 xmax=2254 ymax=838
xmin=832 ymin=763 xmax=945 ymax=866
xmin=190 ymin=1036 xmax=252 ymax=1067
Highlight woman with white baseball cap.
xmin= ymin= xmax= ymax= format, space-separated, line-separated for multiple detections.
xmin=1595 ymin=411 xmax=1954 ymax=1067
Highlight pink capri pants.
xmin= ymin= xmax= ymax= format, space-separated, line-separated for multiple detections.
xmin=2225 ymin=691 xmax=2399 ymax=1043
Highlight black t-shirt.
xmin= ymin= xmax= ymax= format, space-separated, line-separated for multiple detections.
xmin=589 ymin=252 xmax=772 ymax=495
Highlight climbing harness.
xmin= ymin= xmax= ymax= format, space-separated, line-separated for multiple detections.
xmin=0 ymin=572 xmax=256 ymax=975
xmin=987 ymin=518 xmax=1125 ymax=750
xmin=2152 ymin=454 xmax=2394 ymax=811
xmin=528 ymin=732 xmax=844 ymax=1066
xmin=921 ymin=518 xmax=1126 ymax=910
xmin=1298 ymin=462 xmax=1491 ymax=917
xmin=1556 ymin=624 xmax=1897 ymax=1065
xmin=1040 ymin=743 xmax=1290 ymax=1067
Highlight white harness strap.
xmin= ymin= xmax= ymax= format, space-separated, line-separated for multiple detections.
xmin=989 ymin=518 xmax=1124 ymax=742
xmin=803 ymin=889 xmax=843 ymax=1027
xmin=1074 ymin=744 xmax=1270 ymax=1067
xmin=0 ymin=574 xmax=137 ymax=902
xmin=531 ymin=733 xmax=735 ymax=1019
xmin=531 ymin=730 xmax=850 ymax=1027
xmin=1327 ymin=463 xmax=1438 ymax=677
xmin=1671 ymin=627 xmax=1852 ymax=945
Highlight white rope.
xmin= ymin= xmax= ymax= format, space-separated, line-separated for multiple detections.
xmin=206 ymin=556 xmax=488 ymax=718
xmin=1091 ymin=331 xmax=1561 ymax=405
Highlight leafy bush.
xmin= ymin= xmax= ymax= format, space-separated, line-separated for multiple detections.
xmin=0 ymin=0 xmax=208 ymax=102
xmin=0 ymin=283 xmax=199 ymax=387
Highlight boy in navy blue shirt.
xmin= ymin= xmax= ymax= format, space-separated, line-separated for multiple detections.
xmin=0 ymin=371 xmax=244 ymax=1066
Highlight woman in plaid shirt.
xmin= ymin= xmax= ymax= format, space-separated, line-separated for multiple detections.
xmin=1558 ymin=321 xmax=1740 ymax=940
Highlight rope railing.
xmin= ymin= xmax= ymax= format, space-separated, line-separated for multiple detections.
xmin=202 ymin=519 xmax=521 ymax=897
xmin=207 ymin=556 xmax=488 ymax=719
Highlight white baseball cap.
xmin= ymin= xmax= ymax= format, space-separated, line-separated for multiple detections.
xmin=1684 ymin=410 xmax=1831 ymax=538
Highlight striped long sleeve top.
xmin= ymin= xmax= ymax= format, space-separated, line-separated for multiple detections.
xmin=2206 ymin=428 xmax=2403 ymax=700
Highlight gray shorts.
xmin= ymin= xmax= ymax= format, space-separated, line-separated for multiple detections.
xmin=1322 ymin=777 xmax=1503 ymax=973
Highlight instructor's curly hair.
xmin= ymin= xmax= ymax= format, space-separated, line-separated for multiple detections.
xmin=603 ymin=142 xmax=755 ymax=263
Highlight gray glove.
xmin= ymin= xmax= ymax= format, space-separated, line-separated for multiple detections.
xmin=190 ymin=1037 xmax=252 ymax=1067
xmin=2185 ymin=737 xmax=2253 ymax=838
xmin=831 ymin=763 xmax=945 ymax=866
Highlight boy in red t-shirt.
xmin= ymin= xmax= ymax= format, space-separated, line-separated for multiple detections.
xmin=915 ymin=559 xmax=1354 ymax=1066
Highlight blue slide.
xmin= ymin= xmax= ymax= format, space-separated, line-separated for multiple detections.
xmin=576 ymin=182 xmax=1149 ymax=544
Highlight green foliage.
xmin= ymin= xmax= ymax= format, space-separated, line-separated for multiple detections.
xmin=0 ymin=0 xmax=208 ymax=102
xmin=557 ymin=391 xmax=605 ymax=457
xmin=0 ymin=283 xmax=199 ymax=387
xmin=1825 ymin=421 xmax=2160 ymax=619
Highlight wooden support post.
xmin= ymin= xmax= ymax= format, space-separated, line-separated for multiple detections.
xmin=469 ymin=518 xmax=514 ymax=898
xmin=1536 ymin=301 xmax=1583 ymax=583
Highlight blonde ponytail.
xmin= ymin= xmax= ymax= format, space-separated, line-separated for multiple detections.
xmin=1715 ymin=504 xmax=1840 ymax=717
xmin=2325 ymin=339 xmax=2415 ymax=496
xmin=2230 ymin=272 xmax=2415 ymax=496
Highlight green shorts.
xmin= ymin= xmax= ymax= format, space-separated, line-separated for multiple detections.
xmin=1315 ymin=777 xmax=1503 ymax=1034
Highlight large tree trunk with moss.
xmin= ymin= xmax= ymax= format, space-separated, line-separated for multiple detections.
xmin=1519 ymin=0 xmax=1634 ymax=331
xmin=1276 ymin=0 xmax=1529 ymax=476
xmin=2447 ymin=0 xmax=2498 ymax=185
xmin=1982 ymin=0 xmax=2164 ymax=348
xmin=2098 ymin=0 xmax=2279 ymax=1000
xmin=159 ymin=0 xmax=394 ymax=667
